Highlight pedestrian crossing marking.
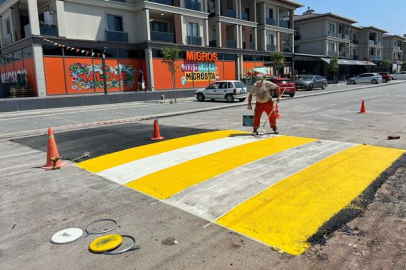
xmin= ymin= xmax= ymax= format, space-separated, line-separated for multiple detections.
xmin=77 ymin=130 xmax=245 ymax=173
xmin=216 ymin=145 xmax=404 ymax=255
xmin=125 ymin=136 xmax=316 ymax=199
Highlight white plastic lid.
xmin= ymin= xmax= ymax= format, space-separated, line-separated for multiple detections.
xmin=50 ymin=228 xmax=83 ymax=244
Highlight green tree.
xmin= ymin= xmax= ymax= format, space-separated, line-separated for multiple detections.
xmin=161 ymin=46 xmax=180 ymax=103
xmin=382 ymin=59 xmax=392 ymax=72
xmin=329 ymin=56 xmax=339 ymax=84
xmin=270 ymin=52 xmax=285 ymax=76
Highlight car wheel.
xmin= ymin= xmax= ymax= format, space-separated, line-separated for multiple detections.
xmin=289 ymin=93 xmax=295 ymax=97
xmin=197 ymin=93 xmax=205 ymax=101
xmin=350 ymin=80 xmax=356 ymax=84
xmin=371 ymin=79 xmax=377 ymax=84
xmin=239 ymin=98 xmax=246 ymax=102
xmin=321 ymin=83 xmax=326 ymax=89
xmin=225 ymin=94 xmax=234 ymax=103
xmin=382 ymin=78 xmax=387 ymax=83
xmin=307 ymin=84 xmax=313 ymax=90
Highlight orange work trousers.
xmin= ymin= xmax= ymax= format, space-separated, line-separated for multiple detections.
xmin=253 ymin=100 xmax=276 ymax=131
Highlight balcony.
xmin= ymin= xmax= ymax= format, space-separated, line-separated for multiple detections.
xmin=227 ymin=9 xmax=236 ymax=18
xmin=376 ymin=56 xmax=382 ymax=60
xmin=267 ymin=44 xmax=276 ymax=51
xmin=250 ymin=42 xmax=255 ymax=50
xmin=345 ymin=35 xmax=350 ymax=40
xmin=151 ymin=31 xmax=174 ymax=43
xmin=294 ymin=35 xmax=301 ymax=40
xmin=338 ymin=33 xmax=343 ymax=39
xmin=283 ymin=45 xmax=292 ymax=52
xmin=266 ymin=18 xmax=276 ymax=26
xmin=328 ymin=31 xmax=336 ymax=37
xmin=226 ymin=39 xmax=236 ymax=48
xmin=40 ymin=25 xmax=58 ymax=36
xmin=241 ymin=12 xmax=249 ymax=21
xmin=328 ymin=51 xmax=335 ymax=56
xmin=339 ymin=51 xmax=345 ymax=57
xmin=279 ymin=20 xmax=289 ymax=28
xmin=106 ymin=30 xmax=128 ymax=42
xmin=370 ymin=55 xmax=377 ymax=60
xmin=368 ymin=40 xmax=375 ymax=45
xmin=352 ymin=55 xmax=358 ymax=60
xmin=149 ymin=0 xmax=173 ymax=4
xmin=209 ymin=40 xmax=217 ymax=47
xmin=187 ymin=36 xmax=202 ymax=46
xmin=375 ymin=42 xmax=381 ymax=46
xmin=352 ymin=40 xmax=359 ymax=44
xmin=184 ymin=0 xmax=201 ymax=11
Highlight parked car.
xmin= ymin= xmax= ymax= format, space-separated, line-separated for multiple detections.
xmin=268 ymin=78 xmax=296 ymax=97
xmin=295 ymin=75 xmax=327 ymax=90
xmin=348 ymin=73 xmax=382 ymax=84
xmin=195 ymin=80 xmax=248 ymax=103
xmin=391 ymin=71 xmax=406 ymax=80
xmin=378 ymin=72 xmax=391 ymax=83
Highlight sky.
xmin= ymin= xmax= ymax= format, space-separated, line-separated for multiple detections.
xmin=295 ymin=0 xmax=405 ymax=35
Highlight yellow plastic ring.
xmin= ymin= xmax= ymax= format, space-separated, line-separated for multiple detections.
xmin=89 ymin=234 xmax=123 ymax=253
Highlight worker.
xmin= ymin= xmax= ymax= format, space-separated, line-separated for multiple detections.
xmin=247 ymin=74 xmax=281 ymax=135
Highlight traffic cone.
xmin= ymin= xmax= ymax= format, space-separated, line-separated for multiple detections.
xmin=42 ymin=127 xmax=65 ymax=170
xmin=359 ymin=100 xmax=366 ymax=114
xmin=275 ymin=104 xmax=282 ymax=119
xmin=151 ymin=119 xmax=164 ymax=141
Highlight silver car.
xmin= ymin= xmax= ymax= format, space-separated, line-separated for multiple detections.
xmin=391 ymin=71 xmax=406 ymax=80
xmin=295 ymin=75 xmax=327 ymax=90
xmin=195 ymin=80 xmax=248 ymax=103
xmin=348 ymin=73 xmax=382 ymax=84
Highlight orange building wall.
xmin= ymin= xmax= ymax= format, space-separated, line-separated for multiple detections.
xmin=44 ymin=57 xmax=66 ymax=95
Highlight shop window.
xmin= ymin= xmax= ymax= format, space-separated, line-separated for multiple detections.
xmin=4 ymin=53 xmax=13 ymax=63
xmin=23 ymin=47 xmax=33 ymax=58
xmin=118 ymin=49 xmax=129 ymax=59
xmin=223 ymin=54 xmax=236 ymax=61
xmin=43 ymin=45 xmax=63 ymax=56
xmin=0 ymin=56 xmax=4 ymax=65
xmin=105 ymin=49 xmax=118 ymax=58
xmin=13 ymin=50 xmax=23 ymax=60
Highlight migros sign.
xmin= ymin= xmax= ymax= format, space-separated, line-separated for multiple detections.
xmin=186 ymin=51 xmax=218 ymax=62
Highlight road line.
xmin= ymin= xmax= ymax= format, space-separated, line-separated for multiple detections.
xmin=216 ymin=145 xmax=405 ymax=255
xmin=165 ymin=140 xmax=355 ymax=222
xmin=98 ymin=136 xmax=268 ymax=185
xmin=125 ymin=136 xmax=316 ymax=199
xmin=78 ymin=130 xmax=246 ymax=173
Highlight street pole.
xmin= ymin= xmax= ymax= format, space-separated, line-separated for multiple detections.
xmin=102 ymin=47 xmax=108 ymax=95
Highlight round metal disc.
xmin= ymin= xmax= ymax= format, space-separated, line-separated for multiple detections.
xmin=89 ymin=234 xmax=123 ymax=253
xmin=50 ymin=228 xmax=83 ymax=244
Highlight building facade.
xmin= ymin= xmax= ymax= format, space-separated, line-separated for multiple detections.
xmin=0 ymin=0 xmax=303 ymax=97
xmin=383 ymin=35 xmax=405 ymax=73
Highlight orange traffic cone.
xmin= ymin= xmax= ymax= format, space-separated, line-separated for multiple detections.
xmin=42 ymin=127 xmax=65 ymax=170
xmin=359 ymin=100 xmax=366 ymax=114
xmin=275 ymin=104 xmax=282 ymax=119
xmin=151 ymin=119 xmax=164 ymax=141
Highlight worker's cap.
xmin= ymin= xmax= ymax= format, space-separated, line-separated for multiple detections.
xmin=256 ymin=74 xmax=264 ymax=80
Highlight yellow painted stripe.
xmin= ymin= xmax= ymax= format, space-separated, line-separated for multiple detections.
xmin=217 ymin=145 xmax=405 ymax=255
xmin=77 ymin=130 xmax=246 ymax=173
xmin=125 ymin=136 xmax=316 ymax=200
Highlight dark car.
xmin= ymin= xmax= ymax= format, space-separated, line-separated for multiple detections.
xmin=268 ymin=78 xmax=296 ymax=97
xmin=378 ymin=72 xmax=391 ymax=83
xmin=295 ymin=75 xmax=327 ymax=90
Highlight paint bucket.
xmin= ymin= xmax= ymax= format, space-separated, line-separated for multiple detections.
xmin=243 ymin=110 xmax=254 ymax=127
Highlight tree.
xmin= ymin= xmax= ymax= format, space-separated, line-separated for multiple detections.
xmin=161 ymin=46 xmax=180 ymax=103
xmin=329 ymin=56 xmax=339 ymax=85
xmin=383 ymin=59 xmax=392 ymax=72
xmin=270 ymin=52 xmax=285 ymax=76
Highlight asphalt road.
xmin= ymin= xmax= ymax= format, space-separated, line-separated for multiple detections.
xmin=1 ymin=81 xmax=406 ymax=270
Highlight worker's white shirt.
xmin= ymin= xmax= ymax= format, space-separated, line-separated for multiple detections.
xmin=250 ymin=80 xmax=278 ymax=103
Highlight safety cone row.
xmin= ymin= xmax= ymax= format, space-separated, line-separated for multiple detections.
xmin=359 ymin=100 xmax=366 ymax=114
xmin=42 ymin=127 xmax=65 ymax=170
xmin=151 ymin=119 xmax=164 ymax=141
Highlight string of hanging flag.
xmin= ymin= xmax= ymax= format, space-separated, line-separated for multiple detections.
xmin=42 ymin=37 xmax=102 ymax=57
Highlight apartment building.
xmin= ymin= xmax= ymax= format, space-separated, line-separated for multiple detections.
xmin=383 ymin=35 xmax=405 ymax=73
xmin=0 ymin=0 xmax=302 ymax=97
xmin=352 ymin=26 xmax=386 ymax=62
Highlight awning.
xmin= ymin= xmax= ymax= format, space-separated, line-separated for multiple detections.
xmin=321 ymin=58 xmax=376 ymax=66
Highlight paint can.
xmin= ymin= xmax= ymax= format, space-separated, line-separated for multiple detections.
xmin=243 ymin=111 xmax=254 ymax=127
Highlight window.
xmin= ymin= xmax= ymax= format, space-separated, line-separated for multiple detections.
xmin=316 ymin=76 xmax=324 ymax=80
xmin=294 ymin=27 xmax=300 ymax=35
xmin=188 ymin=22 xmax=199 ymax=37
xmin=268 ymin=34 xmax=274 ymax=45
xmin=294 ymin=45 xmax=300 ymax=53
xmin=218 ymin=82 xmax=228 ymax=89
xmin=6 ymin=18 xmax=11 ymax=34
xmin=329 ymin=23 xmax=335 ymax=33
xmin=328 ymin=43 xmax=335 ymax=51
xmin=207 ymin=82 xmax=219 ymax=89
xmin=377 ymin=36 xmax=381 ymax=43
xmin=352 ymin=33 xmax=357 ymax=40
xmin=267 ymin=8 xmax=273 ymax=19
xmin=150 ymin=21 xmax=168 ymax=32
xmin=107 ymin=15 xmax=123 ymax=32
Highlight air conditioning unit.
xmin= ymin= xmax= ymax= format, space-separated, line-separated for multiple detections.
xmin=44 ymin=11 xmax=54 ymax=24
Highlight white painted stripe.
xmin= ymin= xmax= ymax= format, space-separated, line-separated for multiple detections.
xmin=165 ymin=140 xmax=356 ymax=222
xmin=98 ymin=135 xmax=274 ymax=185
